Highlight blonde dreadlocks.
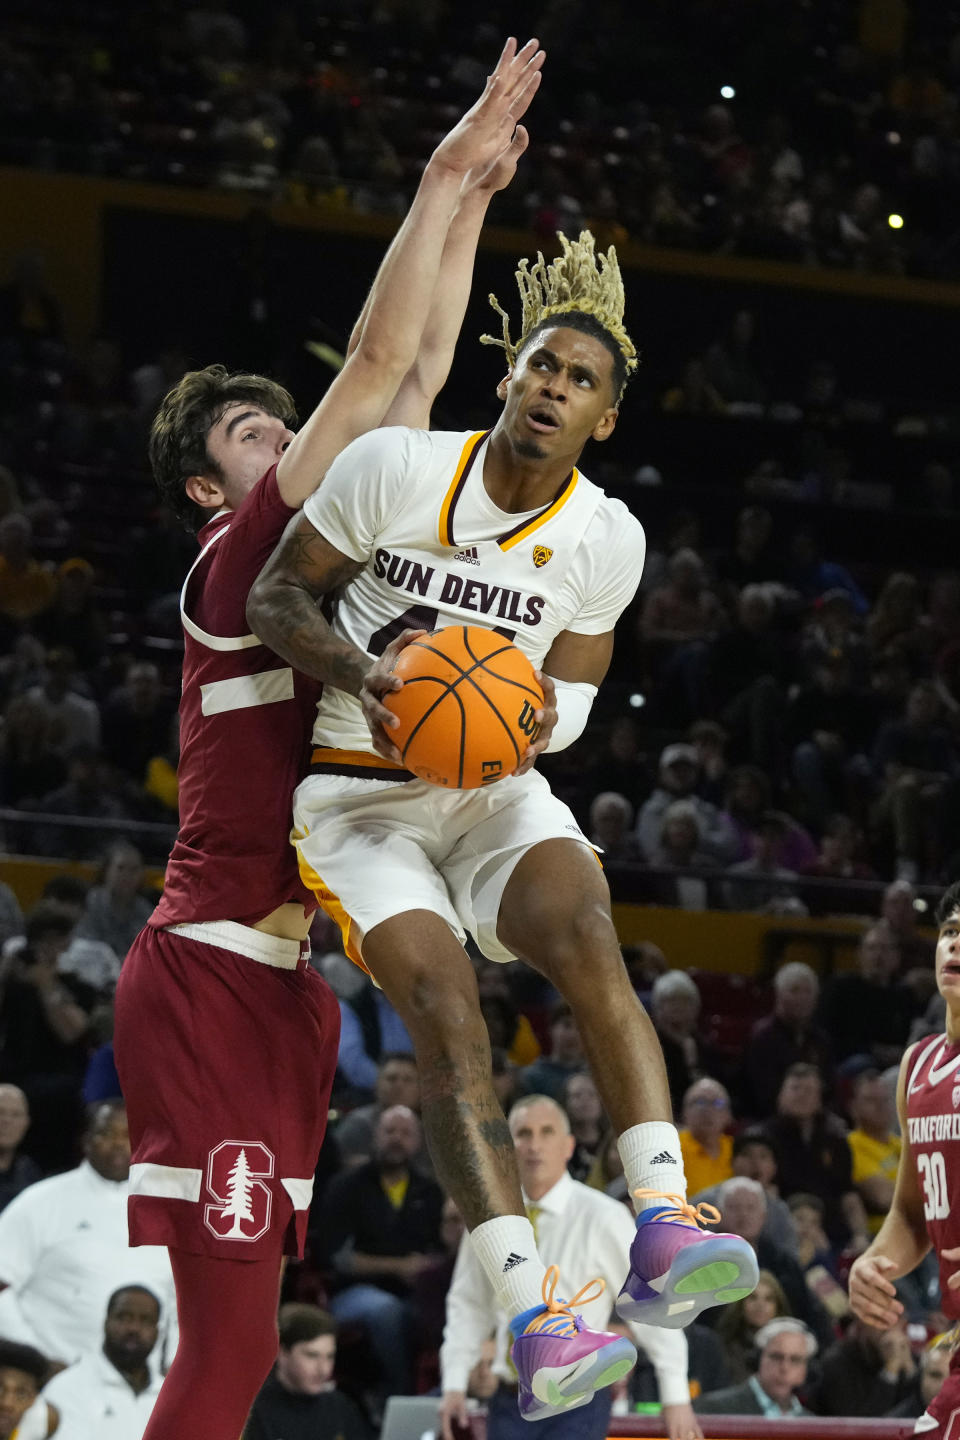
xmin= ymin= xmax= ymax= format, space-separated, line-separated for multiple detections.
xmin=481 ymin=230 xmax=638 ymax=398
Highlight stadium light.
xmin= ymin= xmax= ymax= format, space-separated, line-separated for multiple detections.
xmin=629 ymin=693 xmax=646 ymax=709
xmin=888 ymin=213 xmax=904 ymax=229
xmin=720 ymin=85 xmax=736 ymax=99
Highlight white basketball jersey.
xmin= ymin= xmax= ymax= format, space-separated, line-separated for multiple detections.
xmin=303 ymin=426 xmax=646 ymax=754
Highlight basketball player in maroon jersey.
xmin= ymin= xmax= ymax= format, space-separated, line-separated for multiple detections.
xmin=849 ymin=879 xmax=960 ymax=1438
xmin=111 ymin=40 xmax=545 ymax=1440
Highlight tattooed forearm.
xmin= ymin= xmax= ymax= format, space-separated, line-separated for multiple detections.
xmin=246 ymin=512 xmax=367 ymax=691
xmin=248 ymin=576 xmax=368 ymax=692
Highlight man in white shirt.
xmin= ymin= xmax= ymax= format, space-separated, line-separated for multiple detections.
xmin=440 ymin=1095 xmax=702 ymax=1440
xmin=42 ymin=1285 xmax=164 ymax=1439
xmin=0 ymin=1103 xmax=174 ymax=1366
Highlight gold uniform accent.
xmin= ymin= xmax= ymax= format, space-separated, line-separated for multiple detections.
xmin=532 ymin=545 xmax=553 ymax=568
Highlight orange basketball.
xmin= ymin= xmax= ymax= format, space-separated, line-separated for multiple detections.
xmin=382 ymin=626 xmax=545 ymax=788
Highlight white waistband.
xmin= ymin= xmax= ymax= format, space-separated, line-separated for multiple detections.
xmin=164 ymin=920 xmax=307 ymax=969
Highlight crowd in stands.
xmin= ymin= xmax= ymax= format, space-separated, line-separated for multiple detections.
xmin=6 ymin=0 xmax=960 ymax=278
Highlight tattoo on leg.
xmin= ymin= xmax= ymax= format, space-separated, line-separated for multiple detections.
xmin=419 ymin=1048 xmax=521 ymax=1228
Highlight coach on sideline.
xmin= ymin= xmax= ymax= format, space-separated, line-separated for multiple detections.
xmin=439 ymin=1094 xmax=701 ymax=1440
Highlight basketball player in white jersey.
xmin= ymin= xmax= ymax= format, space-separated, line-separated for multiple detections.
xmin=850 ymin=879 xmax=960 ymax=1439
xmin=247 ymin=233 xmax=755 ymax=1431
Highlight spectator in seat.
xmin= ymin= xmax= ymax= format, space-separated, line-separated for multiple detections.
xmin=516 ymin=1001 xmax=586 ymax=1103
xmin=334 ymin=1052 xmax=431 ymax=1175
xmin=871 ymin=679 xmax=956 ymax=883
xmin=715 ymin=1270 xmax=792 ymax=1383
xmin=763 ymin=1063 xmax=870 ymax=1251
xmin=334 ymin=973 xmax=413 ymax=1099
xmin=563 ymin=1072 xmax=607 ymax=1184
xmin=243 ymin=1304 xmax=368 ymax=1440
xmin=319 ymin=1106 xmax=443 ymax=1404
xmin=819 ymin=924 xmax=917 ymax=1068
xmin=35 ymin=557 xmax=107 ymax=670
xmin=101 ymin=662 xmax=177 ymax=784
xmin=637 ymin=744 xmax=737 ymax=866
xmin=809 ymin=1318 xmax=917 ymax=1417
xmin=0 ymin=901 xmax=91 ymax=1172
xmin=788 ymin=653 xmax=878 ymax=832
xmin=648 ymin=970 xmax=718 ymax=1118
xmin=41 ymin=1284 xmax=164 ymax=1436
xmin=881 ymin=878 xmax=935 ymax=971
xmin=75 ymin=841 xmax=154 ymax=962
xmin=33 ymin=746 xmax=133 ymax=861
xmin=0 ymin=1102 xmax=174 ymax=1367
xmin=475 ymin=960 xmax=540 ymax=1068
xmin=0 ymin=515 xmax=56 ymax=636
xmin=693 ymin=1128 xmax=797 ymax=1257
xmin=722 ymin=812 xmax=805 ymax=915
xmin=678 ymin=1078 xmax=733 ymax=1197
xmin=0 ymin=1086 xmax=40 ymax=1215
xmin=26 ymin=648 xmax=100 ymax=754
xmin=0 ymin=693 xmax=66 ymax=809
xmin=846 ymin=1069 xmax=901 ymax=1236
xmin=801 ymin=814 xmax=876 ymax=882
xmin=740 ymin=961 xmax=831 ymax=1119
xmin=695 ymin=1317 xmax=816 ymax=1418
xmin=588 ymin=791 xmax=641 ymax=861
xmin=0 ymin=1340 xmax=55 ymax=1440
xmin=712 ymin=1178 xmax=834 ymax=1351
xmin=720 ymin=766 xmax=817 ymax=873
xmin=887 ymin=1340 xmax=952 ymax=1420
xmin=640 ymin=548 xmax=726 ymax=649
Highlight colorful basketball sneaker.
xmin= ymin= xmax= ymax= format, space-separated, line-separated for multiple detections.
xmin=509 ymin=1265 xmax=637 ymax=1422
xmin=616 ymin=1189 xmax=759 ymax=1328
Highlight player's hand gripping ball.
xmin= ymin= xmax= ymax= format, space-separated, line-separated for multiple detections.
xmin=382 ymin=626 xmax=544 ymax=788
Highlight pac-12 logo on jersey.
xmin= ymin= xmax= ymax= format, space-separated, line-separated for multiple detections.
xmin=532 ymin=545 xmax=553 ymax=568
xmin=204 ymin=1140 xmax=274 ymax=1242
xmin=952 ymin=1082 xmax=960 ymax=1109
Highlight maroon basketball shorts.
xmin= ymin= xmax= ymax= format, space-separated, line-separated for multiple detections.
xmin=114 ymin=921 xmax=339 ymax=1261
xmin=917 ymin=1346 xmax=960 ymax=1438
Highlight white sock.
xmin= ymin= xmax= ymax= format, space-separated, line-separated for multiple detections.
xmin=618 ymin=1122 xmax=687 ymax=1214
xmin=470 ymin=1215 xmax=548 ymax=1318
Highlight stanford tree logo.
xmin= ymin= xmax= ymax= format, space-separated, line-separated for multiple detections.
xmin=204 ymin=1140 xmax=275 ymax=1242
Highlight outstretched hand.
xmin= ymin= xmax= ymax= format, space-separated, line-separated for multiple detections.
xmin=433 ymin=37 xmax=544 ymax=180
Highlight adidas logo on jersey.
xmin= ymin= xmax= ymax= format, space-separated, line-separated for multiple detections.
xmin=453 ymin=546 xmax=480 ymax=565
xmin=502 ymin=1252 xmax=528 ymax=1272
xmin=650 ymin=1151 xmax=678 ymax=1165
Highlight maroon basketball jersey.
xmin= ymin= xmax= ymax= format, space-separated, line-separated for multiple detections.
xmin=151 ymin=466 xmax=321 ymax=928
xmin=906 ymin=1033 xmax=960 ymax=1320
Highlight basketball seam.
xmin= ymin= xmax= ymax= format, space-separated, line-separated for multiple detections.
xmin=400 ymin=677 xmax=467 ymax=787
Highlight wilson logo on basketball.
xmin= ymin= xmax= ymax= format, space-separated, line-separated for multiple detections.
xmin=204 ymin=1140 xmax=274 ymax=1243
xmin=517 ymin=700 xmax=541 ymax=740
xmin=532 ymin=545 xmax=553 ymax=568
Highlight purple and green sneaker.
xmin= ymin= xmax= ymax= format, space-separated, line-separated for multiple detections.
xmin=615 ymin=1189 xmax=759 ymax=1328
xmin=509 ymin=1265 xmax=637 ymax=1422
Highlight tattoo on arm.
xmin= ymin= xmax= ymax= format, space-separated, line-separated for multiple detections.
xmin=246 ymin=512 xmax=367 ymax=692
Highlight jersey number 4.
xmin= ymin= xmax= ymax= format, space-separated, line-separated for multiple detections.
xmin=918 ymin=1150 xmax=950 ymax=1221
xmin=368 ymin=607 xmax=516 ymax=655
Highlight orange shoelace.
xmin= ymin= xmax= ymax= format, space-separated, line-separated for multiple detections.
xmin=633 ymin=1189 xmax=721 ymax=1228
xmin=522 ymin=1264 xmax=606 ymax=1337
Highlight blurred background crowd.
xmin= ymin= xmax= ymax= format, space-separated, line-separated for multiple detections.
xmin=1 ymin=0 xmax=960 ymax=1436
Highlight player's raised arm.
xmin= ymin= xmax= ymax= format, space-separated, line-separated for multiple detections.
xmin=380 ymin=126 xmax=532 ymax=430
xmin=848 ymin=1042 xmax=931 ymax=1328
xmin=274 ymin=37 xmax=544 ymax=507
